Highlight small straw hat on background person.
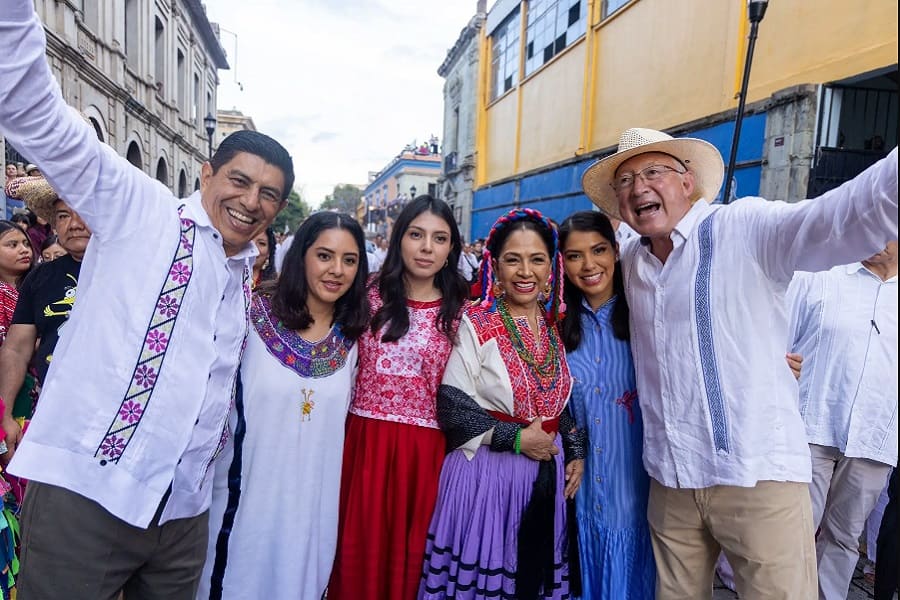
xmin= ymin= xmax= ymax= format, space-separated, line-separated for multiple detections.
xmin=5 ymin=176 xmax=59 ymax=223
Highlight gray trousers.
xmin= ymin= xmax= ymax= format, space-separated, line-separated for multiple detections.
xmin=16 ymin=481 xmax=208 ymax=600
xmin=809 ymin=444 xmax=894 ymax=600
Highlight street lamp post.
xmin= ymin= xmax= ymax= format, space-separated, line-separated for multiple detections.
xmin=723 ymin=0 xmax=769 ymax=204
xmin=203 ymin=112 xmax=217 ymax=159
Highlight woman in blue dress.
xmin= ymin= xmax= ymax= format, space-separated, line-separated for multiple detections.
xmin=559 ymin=211 xmax=655 ymax=599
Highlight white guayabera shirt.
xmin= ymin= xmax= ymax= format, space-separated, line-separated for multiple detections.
xmin=788 ymin=263 xmax=898 ymax=467
xmin=620 ymin=149 xmax=898 ymax=489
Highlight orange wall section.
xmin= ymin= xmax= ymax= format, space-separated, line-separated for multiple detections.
xmin=478 ymin=0 xmax=898 ymax=187
xmin=484 ymin=92 xmax=519 ymax=182
xmin=519 ymin=42 xmax=587 ymax=173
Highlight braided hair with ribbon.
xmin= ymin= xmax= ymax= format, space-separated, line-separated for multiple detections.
xmin=473 ymin=207 xmax=567 ymax=323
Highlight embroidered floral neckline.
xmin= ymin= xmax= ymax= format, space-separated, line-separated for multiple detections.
xmin=251 ymin=295 xmax=353 ymax=379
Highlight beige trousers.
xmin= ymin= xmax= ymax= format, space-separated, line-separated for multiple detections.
xmin=808 ymin=444 xmax=894 ymax=600
xmin=648 ymin=478 xmax=817 ymax=600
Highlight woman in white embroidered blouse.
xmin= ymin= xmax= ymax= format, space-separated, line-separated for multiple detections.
xmin=197 ymin=212 xmax=369 ymax=599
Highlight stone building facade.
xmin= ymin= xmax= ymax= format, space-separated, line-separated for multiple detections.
xmin=437 ymin=1 xmax=486 ymax=243
xmin=2 ymin=0 xmax=228 ymax=199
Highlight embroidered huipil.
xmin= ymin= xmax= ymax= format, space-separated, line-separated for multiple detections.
xmin=621 ymin=149 xmax=898 ymax=489
xmin=0 ymin=6 xmax=257 ymax=527
xmin=349 ymin=286 xmax=452 ymax=428
xmin=788 ymin=264 xmax=898 ymax=467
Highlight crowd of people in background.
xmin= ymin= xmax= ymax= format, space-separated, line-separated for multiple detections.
xmin=0 ymin=4 xmax=898 ymax=599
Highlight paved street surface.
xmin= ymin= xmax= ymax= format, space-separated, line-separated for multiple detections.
xmin=711 ymin=554 xmax=898 ymax=599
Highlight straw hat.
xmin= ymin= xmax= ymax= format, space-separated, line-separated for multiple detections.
xmin=5 ymin=176 xmax=60 ymax=223
xmin=581 ymin=128 xmax=724 ymax=219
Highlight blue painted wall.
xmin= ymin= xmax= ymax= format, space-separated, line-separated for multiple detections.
xmin=469 ymin=112 xmax=767 ymax=241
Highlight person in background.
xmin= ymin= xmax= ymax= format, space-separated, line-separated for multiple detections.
xmin=3 ymin=164 xmax=24 ymax=219
xmin=329 ymin=195 xmax=468 ymax=600
xmin=559 ymin=210 xmax=655 ymax=599
xmin=0 ymin=176 xmax=93 ymax=505
xmin=420 ymin=208 xmax=583 ymax=600
xmin=198 ymin=213 xmax=369 ymax=599
xmin=251 ymin=227 xmax=276 ymax=289
xmin=24 ymin=164 xmax=39 ymax=177
xmin=787 ymin=241 xmax=898 ymax=600
xmin=874 ymin=468 xmax=899 ymax=599
xmin=0 ymin=220 xmax=34 ymax=345
xmin=39 ymin=234 xmax=66 ymax=262
xmin=0 ymin=1 xmax=295 ymax=595
xmin=579 ymin=127 xmax=897 ymax=599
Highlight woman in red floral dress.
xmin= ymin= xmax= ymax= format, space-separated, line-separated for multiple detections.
xmin=329 ymin=195 xmax=468 ymax=599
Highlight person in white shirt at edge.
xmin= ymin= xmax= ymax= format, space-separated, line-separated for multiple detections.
xmin=579 ymin=127 xmax=898 ymax=600
xmin=0 ymin=3 xmax=294 ymax=598
xmin=787 ymin=241 xmax=898 ymax=600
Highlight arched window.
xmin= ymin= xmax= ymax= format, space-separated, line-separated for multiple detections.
xmin=126 ymin=141 xmax=142 ymax=170
xmin=178 ymin=170 xmax=188 ymax=198
xmin=155 ymin=157 xmax=169 ymax=187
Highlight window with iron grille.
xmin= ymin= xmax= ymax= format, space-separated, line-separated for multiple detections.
xmin=524 ymin=0 xmax=586 ymax=76
xmin=490 ymin=8 xmax=521 ymax=101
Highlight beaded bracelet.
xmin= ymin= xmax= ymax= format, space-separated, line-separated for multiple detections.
xmin=514 ymin=428 xmax=522 ymax=455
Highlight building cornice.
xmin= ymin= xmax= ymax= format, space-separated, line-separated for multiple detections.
xmin=184 ymin=0 xmax=229 ymax=69
xmin=438 ymin=13 xmax=485 ymax=77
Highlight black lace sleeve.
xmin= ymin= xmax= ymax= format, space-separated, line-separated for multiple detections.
xmin=560 ymin=405 xmax=586 ymax=462
xmin=436 ymin=384 xmax=519 ymax=453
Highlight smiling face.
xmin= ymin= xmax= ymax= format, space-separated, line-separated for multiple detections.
xmin=0 ymin=227 xmax=33 ymax=282
xmin=399 ymin=211 xmax=453 ymax=285
xmin=494 ymin=228 xmax=552 ymax=314
xmin=200 ymin=152 xmax=286 ymax=257
xmin=563 ymin=230 xmax=617 ymax=309
xmin=252 ymin=230 xmax=270 ymax=271
xmin=304 ymin=227 xmax=360 ymax=316
xmin=53 ymin=200 xmax=92 ymax=261
xmin=615 ymin=151 xmax=695 ymax=242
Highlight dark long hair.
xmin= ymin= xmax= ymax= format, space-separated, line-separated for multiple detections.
xmin=0 ymin=220 xmax=36 ymax=286
xmin=370 ymin=195 xmax=467 ymax=342
xmin=260 ymin=212 xmax=369 ymax=340
xmin=558 ymin=211 xmax=629 ymax=350
xmin=257 ymin=227 xmax=277 ymax=284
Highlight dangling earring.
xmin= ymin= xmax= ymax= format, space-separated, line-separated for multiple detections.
xmin=543 ymin=281 xmax=552 ymax=295
xmin=492 ymin=281 xmax=504 ymax=298
xmin=263 ymin=260 xmax=270 ymax=270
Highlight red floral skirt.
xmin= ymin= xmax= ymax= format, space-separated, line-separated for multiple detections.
xmin=329 ymin=414 xmax=446 ymax=600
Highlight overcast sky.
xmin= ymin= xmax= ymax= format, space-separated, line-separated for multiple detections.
xmin=203 ymin=1 xmax=479 ymax=207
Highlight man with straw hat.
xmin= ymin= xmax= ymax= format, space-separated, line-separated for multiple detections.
xmin=0 ymin=177 xmax=91 ymax=454
xmin=581 ymin=127 xmax=898 ymax=599
xmin=0 ymin=1 xmax=295 ymax=597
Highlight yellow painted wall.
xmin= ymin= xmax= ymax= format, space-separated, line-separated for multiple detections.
xmin=484 ymin=91 xmax=519 ymax=181
xmin=480 ymin=0 xmax=898 ymax=185
xmin=519 ymin=42 xmax=586 ymax=173
xmin=591 ymin=0 xmax=740 ymax=149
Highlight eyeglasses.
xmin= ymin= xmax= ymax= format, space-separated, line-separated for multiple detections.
xmin=610 ymin=164 xmax=686 ymax=192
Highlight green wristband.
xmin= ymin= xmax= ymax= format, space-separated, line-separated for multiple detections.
xmin=514 ymin=428 xmax=522 ymax=454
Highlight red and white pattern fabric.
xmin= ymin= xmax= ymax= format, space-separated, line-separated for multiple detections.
xmin=349 ymin=285 xmax=454 ymax=429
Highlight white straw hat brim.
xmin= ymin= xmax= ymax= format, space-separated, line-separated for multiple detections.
xmin=582 ymin=129 xmax=725 ymax=219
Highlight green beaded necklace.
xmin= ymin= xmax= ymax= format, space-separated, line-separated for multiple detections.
xmin=496 ymin=298 xmax=561 ymax=386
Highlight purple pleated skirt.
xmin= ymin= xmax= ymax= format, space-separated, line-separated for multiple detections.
xmin=419 ymin=437 xmax=570 ymax=599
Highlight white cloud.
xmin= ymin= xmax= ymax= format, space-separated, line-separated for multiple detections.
xmin=204 ymin=1 xmax=478 ymax=207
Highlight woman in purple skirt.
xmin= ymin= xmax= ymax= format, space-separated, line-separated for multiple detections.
xmin=419 ymin=208 xmax=586 ymax=600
